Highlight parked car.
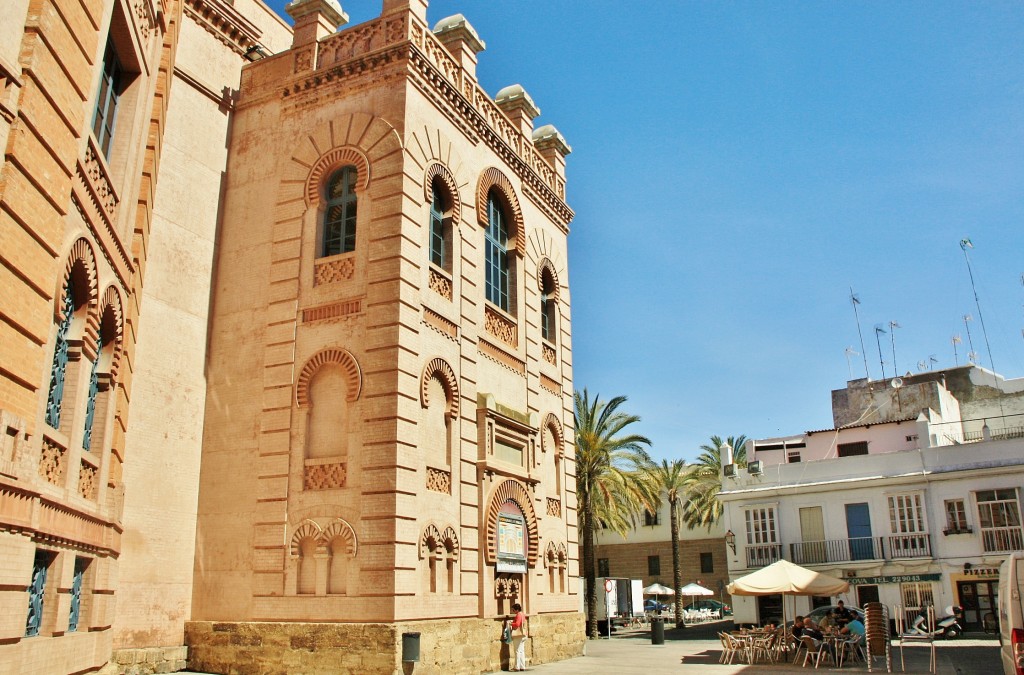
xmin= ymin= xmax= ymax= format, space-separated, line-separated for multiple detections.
xmin=683 ymin=599 xmax=732 ymax=615
xmin=807 ymin=604 xmax=864 ymax=625
xmin=644 ymin=599 xmax=669 ymax=613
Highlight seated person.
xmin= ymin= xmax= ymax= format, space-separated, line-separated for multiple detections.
xmin=834 ymin=600 xmax=854 ymax=626
xmin=819 ymin=610 xmax=836 ymax=630
xmin=841 ymin=616 xmax=865 ymax=638
xmin=791 ymin=615 xmax=805 ymax=639
xmin=802 ymin=617 xmax=824 ymax=642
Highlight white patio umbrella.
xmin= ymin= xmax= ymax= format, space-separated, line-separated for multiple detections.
xmin=678 ymin=582 xmax=715 ymax=615
xmin=643 ymin=583 xmax=675 ymax=595
xmin=727 ymin=559 xmax=850 ymax=631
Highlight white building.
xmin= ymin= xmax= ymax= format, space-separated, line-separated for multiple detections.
xmin=720 ymin=365 xmax=1024 ymax=629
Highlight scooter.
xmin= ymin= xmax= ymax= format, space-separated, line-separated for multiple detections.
xmin=909 ymin=605 xmax=963 ymax=638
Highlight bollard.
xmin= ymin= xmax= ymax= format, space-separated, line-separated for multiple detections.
xmin=651 ymin=617 xmax=665 ymax=645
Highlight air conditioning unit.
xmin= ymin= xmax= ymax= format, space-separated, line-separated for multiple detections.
xmin=723 ymin=464 xmax=737 ymax=478
xmin=747 ymin=460 xmax=763 ymax=475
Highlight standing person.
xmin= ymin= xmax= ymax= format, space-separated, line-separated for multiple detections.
xmin=510 ymin=602 xmax=530 ymax=671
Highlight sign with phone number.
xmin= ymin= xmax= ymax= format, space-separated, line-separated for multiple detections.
xmin=846 ymin=573 xmax=941 ymax=585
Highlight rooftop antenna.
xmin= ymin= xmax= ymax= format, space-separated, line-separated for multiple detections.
xmin=850 ymin=289 xmax=870 ymax=379
xmin=844 ymin=347 xmax=860 ymax=379
xmin=929 ymin=354 xmax=938 ymax=370
xmin=960 ymin=238 xmax=1005 ymax=418
xmin=888 ymin=320 xmax=901 ymax=376
xmin=963 ymin=314 xmax=976 ymax=363
xmin=874 ymin=324 xmax=888 ymax=381
xmin=951 ymin=335 xmax=962 ymax=366
xmin=961 ymin=239 xmax=998 ymax=373
xmin=917 ymin=359 xmax=928 ymax=372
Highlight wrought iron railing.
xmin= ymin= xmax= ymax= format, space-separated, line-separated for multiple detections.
xmin=981 ymin=526 xmax=1024 ymax=553
xmin=745 ymin=543 xmax=782 ymax=568
xmin=791 ymin=537 xmax=884 ymax=564
xmin=887 ymin=533 xmax=931 ymax=558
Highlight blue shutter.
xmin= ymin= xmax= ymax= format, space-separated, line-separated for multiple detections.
xmin=45 ymin=283 xmax=74 ymax=429
xmin=82 ymin=324 xmax=102 ymax=451
xmin=25 ymin=551 xmax=49 ymax=637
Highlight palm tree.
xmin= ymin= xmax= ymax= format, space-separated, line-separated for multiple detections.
xmin=682 ymin=435 xmax=748 ymax=531
xmin=575 ymin=389 xmax=653 ymax=638
xmin=643 ymin=458 xmax=689 ymax=628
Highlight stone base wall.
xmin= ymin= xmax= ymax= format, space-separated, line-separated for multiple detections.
xmin=185 ymin=613 xmax=584 ymax=675
xmin=98 ymin=646 xmax=189 ymax=675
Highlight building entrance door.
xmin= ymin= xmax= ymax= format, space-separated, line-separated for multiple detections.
xmin=957 ymin=580 xmax=998 ymax=630
xmin=845 ymin=503 xmax=875 ymax=560
xmin=857 ymin=584 xmax=880 ymax=607
xmin=799 ymin=507 xmax=826 ymax=563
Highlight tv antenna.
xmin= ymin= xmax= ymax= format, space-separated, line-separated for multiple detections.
xmin=888 ymin=320 xmax=901 ymax=376
xmin=874 ymin=325 xmax=888 ymax=380
xmin=850 ymin=289 xmax=870 ymax=379
xmin=963 ymin=314 xmax=976 ymax=363
xmin=917 ymin=359 xmax=928 ymax=372
xmin=951 ymin=335 xmax=962 ymax=366
xmin=844 ymin=347 xmax=860 ymax=379
xmin=961 ymin=238 xmax=998 ymax=374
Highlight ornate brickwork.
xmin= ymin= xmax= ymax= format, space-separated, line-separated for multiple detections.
xmin=540 ymin=374 xmax=561 ymax=396
xmin=423 ymin=307 xmax=458 ymax=340
xmin=39 ymin=438 xmax=66 ymax=486
xmin=484 ymin=479 xmax=539 ymax=567
xmin=484 ymin=305 xmax=517 ymax=348
xmin=478 ymin=339 xmax=526 ymax=375
xmin=296 ymin=349 xmax=361 ymax=405
xmin=475 ymin=167 xmax=526 ymax=257
xmin=303 ymin=461 xmax=347 ymax=490
xmin=546 ymin=497 xmax=560 ymax=517
xmin=60 ymin=238 xmax=101 ymax=358
xmin=495 ymin=575 xmax=522 ymax=600
xmin=542 ymin=412 xmax=564 ymax=456
xmin=304 ymin=146 xmax=370 ymax=205
xmin=426 ymin=467 xmax=452 ymax=494
xmin=100 ymin=285 xmax=125 ymax=381
xmin=429 ymin=267 xmax=453 ymax=300
xmin=183 ymin=0 xmax=261 ymax=56
xmin=314 ymin=256 xmax=355 ymax=285
xmin=301 ymin=299 xmax=362 ymax=323
xmin=82 ymin=143 xmax=119 ymax=223
xmin=289 ymin=518 xmax=358 ymax=556
xmin=537 ymin=257 xmax=561 ymax=301
xmin=421 ymin=357 xmax=459 ymax=419
xmin=424 ymin=162 xmax=463 ymax=226
xmin=317 ymin=14 xmax=407 ymax=70
xmin=79 ymin=463 xmax=98 ymax=500
xmin=542 ymin=343 xmax=556 ymax=365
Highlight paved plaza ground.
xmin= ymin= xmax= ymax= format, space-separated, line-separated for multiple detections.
xmin=484 ymin=619 xmax=1002 ymax=675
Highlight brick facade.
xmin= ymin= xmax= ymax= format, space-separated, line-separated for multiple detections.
xmin=594 ymin=538 xmax=732 ymax=607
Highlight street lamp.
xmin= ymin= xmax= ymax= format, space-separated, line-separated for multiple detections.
xmin=725 ymin=530 xmax=736 ymax=554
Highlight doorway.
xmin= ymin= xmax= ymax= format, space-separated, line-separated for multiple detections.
xmin=857 ymin=584 xmax=880 ymax=607
xmin=799 ymin=507 xmax=826 ymax=563
xmin=957 ymin=580 xmax=998 ymax=630
xmin=845 ymin=503 xmax=875 ymax=560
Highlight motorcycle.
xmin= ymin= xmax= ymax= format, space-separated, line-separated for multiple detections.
xmin=908 ymin=605 xmax=963 ymax=638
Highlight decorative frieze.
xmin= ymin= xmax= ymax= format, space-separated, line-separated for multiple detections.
xmin=78 ymin=463 xmax=98 ymax=500
xmin=39 ymin=438 xmax=66 ymax=486
xmin=317 ymin=15 xmax=407 ymax=69
xmin=484 ymin=305 xmax=517 ymax=348
xmin=133 ymin=0 xmax=155 ymax=42
xmin=546 ymin=497 xmax=560 ymax=517
xmin=314 ymin=256 xmax=355 ymax=285
xmin=478 ymin=339 xmax=526 ymax=375
xmin=183 ymin=0 xmax=262 ymax=56
xmin=542 ymin=343 xmax=556 ymax=366
xmin=304 ymin=460 xmax=346 ymax=490
xmin=301 ymin=299 xmax=361 ymax=323
xmin=429 ymin=267 xmax=453 ymax=300
xmin=82 ymin=142 xmax=119 ymax=223
xmin=423 ymin=307 xmax=458 ymax=341
xmin=540 ymin=374 xmax=561 ymax=396
xmin=426 ymin=467 xmax=451 ymax=494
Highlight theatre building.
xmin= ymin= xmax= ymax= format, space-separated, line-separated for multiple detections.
xmin=0 ymin=0 xmax=582 ymax=672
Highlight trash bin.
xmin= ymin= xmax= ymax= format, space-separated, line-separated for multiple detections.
xmin=402 ymin=632 xmax=420 ymax=662
xmin=651 ymin=618 xmax=665 ymax=645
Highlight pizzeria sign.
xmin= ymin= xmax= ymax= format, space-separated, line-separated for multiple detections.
xmin=846 ymin=573 xmax=941 ymax=585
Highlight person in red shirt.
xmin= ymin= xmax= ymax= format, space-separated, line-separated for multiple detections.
xmin=509 ymin=603 xmax=529 ymax=671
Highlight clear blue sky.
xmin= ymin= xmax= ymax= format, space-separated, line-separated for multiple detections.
xmin=265 ymin=1 xmax=1024 ymax=462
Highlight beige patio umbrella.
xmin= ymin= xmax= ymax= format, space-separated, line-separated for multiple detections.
xmin=727 ymin=559 xmax=849 ymax=631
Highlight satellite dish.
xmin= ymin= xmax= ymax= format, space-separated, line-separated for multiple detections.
xmin=891 ymin=377 xmax=903 ymax=389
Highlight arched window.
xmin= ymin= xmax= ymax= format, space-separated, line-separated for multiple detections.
xmin=46 ymin=281 xmax=75 ymax=429
xmin=322 ymin=166 xmax=358 ymax=257
xmin=540 ymin=267 xmax=557 ymax=344
xmin=429 ymin=182 xmax=452 ymax=271
xmin=297 ymin=538 xmax=317 ymax=595
xmin=485 ymin=192 xmax=510 ymax=311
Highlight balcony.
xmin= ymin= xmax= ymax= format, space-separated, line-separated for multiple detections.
xmin=982 ymin=526 xmax=1024 ymax=553
xmin=745 ymin=544 xmax=783 ymax=568
xmin=744 ymin=534 xmax=934 ymax=567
